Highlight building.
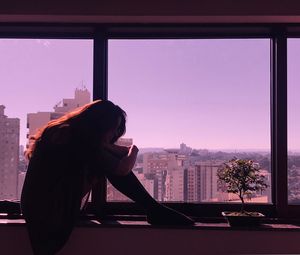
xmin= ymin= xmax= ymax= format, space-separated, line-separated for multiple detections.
xmin=179 ymin=143 xmax=192 ymax=155
xmin=27 ymin=87 xmax=91 ymax=141
xmin=190 ymin=160 xmax=223 ymax=202
xmin=144 ymin=150 xmax=189 ymax=202
xmin=185 ymin=166 xmax=198 ymax=202
xmin=115 ymin=138 xmax=133 ymax=147
xmin=165 ymin=168 xmax=185 ymax=201
xmin=53 ymin=88 xmax=91 ymax=113
xmin=0 ymin=105 xmax=20 ymax=200
xmin=107 ymin=137 xmax=134 ymax=201
xmin=164 ymin=151 xmax=187 ymax=201
xmin=143 ymin=152 xmax=169 ymax=201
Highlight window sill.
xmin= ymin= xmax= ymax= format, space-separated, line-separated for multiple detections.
xmin=2 ymin=216 xmax=300 ymax=255
xmin=1 ymin=216 xmax=300 ymax=232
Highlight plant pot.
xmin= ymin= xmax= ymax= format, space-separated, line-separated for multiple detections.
xmin=222 ymin=211 xmax=265 ymax=227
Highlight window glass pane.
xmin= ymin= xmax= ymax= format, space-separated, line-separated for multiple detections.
xmin=288 ymin=38 xmax=300 ymax=204
xmin=108 ymin=39 xmax=271 ymax=203
xmin=0 ymin=39 xmax=93 ymax=201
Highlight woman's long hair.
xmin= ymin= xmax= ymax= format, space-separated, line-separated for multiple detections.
xmin=25 ymin=100 xmax=126 ymax=159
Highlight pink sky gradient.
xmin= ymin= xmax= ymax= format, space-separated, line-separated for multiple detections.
xmin=109 ymin=39 xmax=270 ymax=150
xmin=0 ymin=39 xmax=93 ymax=147
xmin=0 ymin=38 xmax=299 ymax=151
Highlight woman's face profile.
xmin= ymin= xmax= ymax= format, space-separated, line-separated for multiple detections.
xmin=102 ymin=117 xmax=122 ymax=144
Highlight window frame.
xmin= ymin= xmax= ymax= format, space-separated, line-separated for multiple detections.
xmin=0 ymin=23 xmax=299 ymax=219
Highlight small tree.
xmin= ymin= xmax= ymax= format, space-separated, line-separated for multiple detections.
xmin=217 ymin=158 xmax=268 ymax=213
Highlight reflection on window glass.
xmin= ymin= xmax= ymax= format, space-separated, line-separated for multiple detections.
xmin=0 ymin=39 xmax=93 ymax=200
xmin=288 ymin=39 xmax=300 ymax=204
xmin=108 ymin=39 xmax=271 ymax=203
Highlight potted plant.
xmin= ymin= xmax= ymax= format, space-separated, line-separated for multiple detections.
xmin=217 ymin=158 xmax=268 ymax=227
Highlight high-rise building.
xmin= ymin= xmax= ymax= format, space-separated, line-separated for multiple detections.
xmin=144 ymin=151 xmax=189 ymax=201
xmin=0 ymin=105 xmax=20 ymax=200
xmin=165 ymin=168 xmax=185 ymax=201
xmin=185 ymin=166 xmax=197 ymax=202
xmin=189 ymin=160 xmax=223 ymax=202
xmin=143 ymin=152 xmax=168 ymax=201
xmin=53 ymin=87 xmax=91 ymax=113
xmin=27 ymin=88 xmax=91 ymax=141
xmin=196 ymin=160 xmax=222 ymax=202
xmin=164 ymin=151 xmax=187 ymax=201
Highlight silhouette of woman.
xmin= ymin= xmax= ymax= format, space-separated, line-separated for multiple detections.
xmin=21 ymin=100 xmax=194 ymax=255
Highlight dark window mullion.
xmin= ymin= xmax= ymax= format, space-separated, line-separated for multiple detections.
xmin=272 ymin=30 xmax=288 ymax=217
xmin=91 ymin=28 xmax=108 ymax=217
xmin=93 ymin=28 xmax=108 ymax=101
xmin=285 ymin=33 xmax=300 ymax=216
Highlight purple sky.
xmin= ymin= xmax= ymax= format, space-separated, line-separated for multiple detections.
xmin=0 ymin=38 xmax=299 ymax=151
xmin=109 ymin=39 xmax=270 ymax=150
xmin=0 ymin=39 xmax=93 ymax=147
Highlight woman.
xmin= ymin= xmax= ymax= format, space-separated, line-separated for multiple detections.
xmin=21 ymin=100 xmax=194 ymax=255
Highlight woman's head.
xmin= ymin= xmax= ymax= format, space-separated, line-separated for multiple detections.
xmin=73 ymin=100 xmax=126 ymax=144
xmin=26 ymin=100 xmax=126 ymax=159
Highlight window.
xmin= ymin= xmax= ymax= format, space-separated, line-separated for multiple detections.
xmin=0 ymin=38 xmax=93 ymax=201
xmin=108 ymin=39 xmax=271 ymax=204
xmin=0 ymin=25 xmax=299 ymax=219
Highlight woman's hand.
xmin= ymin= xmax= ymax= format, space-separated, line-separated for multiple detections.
xmin=128 ymin=145 xmax=139 ymax=156
xmin=103 ymin=143 xmax=129 ymax=158
xmin=114 ymin=145 xmax=139 ymax=176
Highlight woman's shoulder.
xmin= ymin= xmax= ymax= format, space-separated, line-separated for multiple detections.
xmin=45 ymin=124 xmax=72 ymax=145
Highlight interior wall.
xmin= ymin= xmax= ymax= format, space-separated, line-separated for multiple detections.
xmin=0 ymin=0 xmax=300 ymax=16
xmin=1 ymin=226 xmax=300 ymax=255
xmin=1 ymin=0 xmax=300 ymax=23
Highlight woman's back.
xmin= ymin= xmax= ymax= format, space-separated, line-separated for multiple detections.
xmin=21 ymin=125 xmax=86 ymax=254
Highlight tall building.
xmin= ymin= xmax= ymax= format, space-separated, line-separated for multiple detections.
xmin=0 ymin=105 xmax=20 ymax=200
xmin=144 ymin=151 xmax=189 ymax=201
xmin=165 ymin=168 xmax=185 ymax=201
xmin=185 ymin=160 xmax=223 ymax=202
xmin=143 ymin=152 xmax=169 ymax=201
xmin=195 ymin=160 xmax=223 ymax=202
xmin=164 ymin=151 xmax=187 ymax=201
xmin=53 ymin=87 xmax=91 ymax=113
xmin=185 ymin=166 xmax=198 ymax=202
xmin=27 ymin=87 xmax=91 ymax=140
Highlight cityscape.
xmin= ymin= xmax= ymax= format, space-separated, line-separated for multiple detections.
xmin=1 ymin=88 xmax=300 ymax=204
